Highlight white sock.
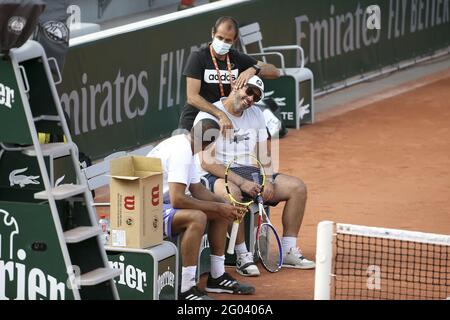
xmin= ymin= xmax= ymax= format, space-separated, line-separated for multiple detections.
xmin=181 ymin=266 xmax=197 ymax=293
xmin=235 ymin=242 xmax=248 ymax=255
xmin=210 ymin=254 xmax=225 ymax=279
xmin=282 ymin=236 xmax=297 ymax=253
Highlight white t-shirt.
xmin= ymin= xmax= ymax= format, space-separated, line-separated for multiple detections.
xmin=147 ymin=134 xmax=200 ymax=203
xmin=193 ymin=99 xmax=268 ymax=168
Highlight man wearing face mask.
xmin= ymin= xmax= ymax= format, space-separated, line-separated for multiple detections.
xmin=178 ymin=16 xmax=280 ymax=132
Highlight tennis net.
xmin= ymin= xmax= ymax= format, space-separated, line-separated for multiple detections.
xmin=314 ymin=221 xmax=450 ymax=300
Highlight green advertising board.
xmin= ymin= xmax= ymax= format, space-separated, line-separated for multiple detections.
xmin=58 ymin=0 xmax=450 ymax=159
xmin=106 ymin=242 xmax=178 ymax=300
xmin=0 ymin=201 xmax=74 ymax=300
xmin=0 ymin=58 xmax=32 ymax=145
xmin=107 ymin=250 xmax=156 ymax=299
xmin=157 ymin=255 xmax=177 ymax=300
xmin=0 ymin=150 xmax=77 ymax=203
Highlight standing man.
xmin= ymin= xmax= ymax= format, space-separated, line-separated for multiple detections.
xmin=179 ymin=16 xmax=280 ymax=132
xmin=194 ymin=76 xmax=315 ymax=277
xmin=147 ymin=119 xmax=255 ymax=299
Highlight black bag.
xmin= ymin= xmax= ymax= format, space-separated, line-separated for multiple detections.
xmin=32 ymin=0 xmax=71 ymax=75
xmin=0 ymin=0 xmax=46 ymax=53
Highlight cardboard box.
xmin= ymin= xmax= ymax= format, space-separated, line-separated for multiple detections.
xmin=109 ymin=156 xmax=163 ymax=249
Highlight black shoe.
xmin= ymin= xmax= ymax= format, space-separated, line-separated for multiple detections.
xmin=205 ymin=272 xmax=255 ymax=295
xmin=179 ymin=286 xmax=214 ymax=300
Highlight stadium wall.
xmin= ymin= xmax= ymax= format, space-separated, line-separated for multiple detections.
xmin=58 ymin=0 xmax=450 ymax=159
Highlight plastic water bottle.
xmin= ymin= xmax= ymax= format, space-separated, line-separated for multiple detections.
xmin=98 ymin=214 xmax=110 ymax=245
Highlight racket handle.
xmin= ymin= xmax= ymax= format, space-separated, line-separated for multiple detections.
xmin=227 ymin=220 xmax=240 ymax=255
xmin=256 ymin=195 xmax=264 ymax=205
xmin=251 ymin=173 xmax=264 ymax=204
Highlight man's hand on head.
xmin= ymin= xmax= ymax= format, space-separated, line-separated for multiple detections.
xmin=235 ymin=67 xmax=256 ymax=89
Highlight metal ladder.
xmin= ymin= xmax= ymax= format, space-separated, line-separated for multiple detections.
xmin=7 ymin=40 xmax=121 ymax=300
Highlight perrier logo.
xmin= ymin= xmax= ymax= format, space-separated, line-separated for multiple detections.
xmin=0 ymin=209 xmax=66 ymax=300
xmin=0 ymin=83 xmax=15 ymax=109
xmin=157 ymin=266 xmax=175 ymax=296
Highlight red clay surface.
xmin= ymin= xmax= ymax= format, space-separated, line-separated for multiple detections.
xmin=198 ymin=71 xmax=450 ymax=300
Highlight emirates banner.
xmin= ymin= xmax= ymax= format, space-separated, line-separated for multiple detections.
xmin=58 ymin=0 xmax=450 ymax=159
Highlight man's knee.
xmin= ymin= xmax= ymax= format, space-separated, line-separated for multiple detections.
xmin=215 ymin=180 xmax=242 ymax=201
xmin=284 ymin=177 xmax=307 ymax=201
xmin=227 ymin=184 xmax=243 ymax=201
xmin=187 ymin=210 xmax=208 ymax=230
xmin=295 ymin=178 xmax=307 ymax=198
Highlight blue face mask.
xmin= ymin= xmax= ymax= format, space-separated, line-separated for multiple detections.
xmin=211 ymin=37 xmax=232 ymax=55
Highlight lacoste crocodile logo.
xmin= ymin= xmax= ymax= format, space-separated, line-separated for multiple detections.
xmin=297 ymin=98 xmax=310 ymax=120
xmin=231 ymin=131 xmax=250 ymax=144
xmin=9 ymin=168 xmax=40 ymax=188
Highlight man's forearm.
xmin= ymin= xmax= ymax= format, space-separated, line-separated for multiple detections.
xmin=172 ymin=193 xmax=220 ymax=212
xmin=190 ymin=184 xmax=225 ymax=203
xmin=259 ymin=62 xmax=280 ymax=79
xmin=188 ymin=94 xmax=224 ymax=119
xmin=258 ymin=140 xmax=274 ymax=180
xmin=264 ymin=165 xmax=275 ymax=182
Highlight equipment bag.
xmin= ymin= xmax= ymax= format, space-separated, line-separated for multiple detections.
xmin=0 ymin=0 xmax=46 ymax=53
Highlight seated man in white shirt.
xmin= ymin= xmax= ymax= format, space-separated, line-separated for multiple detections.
xmin=194 ymin=76 xmax=315 ymax=279
xmin=147 ymin=118 xmax=255 ymax=300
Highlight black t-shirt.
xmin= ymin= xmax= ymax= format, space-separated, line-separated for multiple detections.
xmin=179 ymin=46 xmax=257 ymax=130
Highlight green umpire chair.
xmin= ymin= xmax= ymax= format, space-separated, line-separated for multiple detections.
xmin=0 ymin=39 xmax=121 ymax=300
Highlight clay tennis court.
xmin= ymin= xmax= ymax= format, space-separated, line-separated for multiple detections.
xmin=199 ymin=70 xmax=450 ymax=300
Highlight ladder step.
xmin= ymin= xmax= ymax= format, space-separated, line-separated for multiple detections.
xmin=33 ymin=115 xmax=61 ymax=122
xmin=22 ymin=142 xmax=73 ymax=158
xmin=64 ymin=226 xmax=101 ymax=243
xmin=34 ymin=184 xmax=87 ymax=200
xmin=80 ymin=267 xmax=122 ymax=286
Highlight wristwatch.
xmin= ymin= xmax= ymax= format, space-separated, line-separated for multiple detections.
xmin=252 ymin=64 xmax=261 ymax=75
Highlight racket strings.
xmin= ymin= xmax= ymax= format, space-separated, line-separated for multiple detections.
xmin=230 ymin=165 xmax=263 ymax=182
xmin=257 ymin=223 xmax=283 ymax=272
xmin=229 ymin=165 xmax=264 ymax=202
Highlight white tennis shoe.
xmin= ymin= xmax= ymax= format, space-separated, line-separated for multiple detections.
xmin=236 ymin=252 xmax=260 ymax=276
xmin=282 ymin=247 xmax=316 ymax=269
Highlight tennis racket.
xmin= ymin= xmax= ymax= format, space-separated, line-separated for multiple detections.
xmin=225 ymin=154 xmax=265 ymax=255
xmin=252 ymin=173 xmax=283 ymax=273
